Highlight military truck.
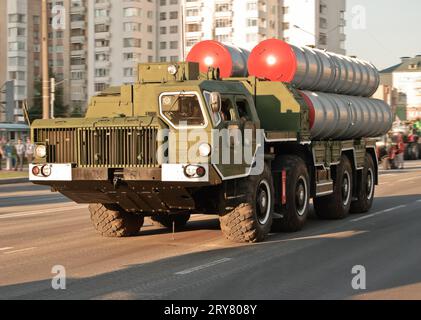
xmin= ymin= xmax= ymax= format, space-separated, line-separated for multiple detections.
xmin=29 ymin=42 xmax=392 ymax=243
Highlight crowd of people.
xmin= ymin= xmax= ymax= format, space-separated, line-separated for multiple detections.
xmin=0 ymin=138 xmax=35 ymax=172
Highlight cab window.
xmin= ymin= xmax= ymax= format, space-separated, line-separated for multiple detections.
xmin=220 ymin=97 xmax=238 ymax=122
xmin=235 ymin=96 xmax=252 ymax=122
xmin=160 ymin=92 xmax=206 ymax=128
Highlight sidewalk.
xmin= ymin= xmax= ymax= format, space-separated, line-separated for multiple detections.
xmin=0 ymin=167 xmax=29 ymax=185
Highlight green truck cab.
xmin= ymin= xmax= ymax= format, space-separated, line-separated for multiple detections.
xmin=30 ymin=62 xmax=379 ymax=243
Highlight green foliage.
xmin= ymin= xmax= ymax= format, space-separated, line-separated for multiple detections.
xmin=28 ymin=75 xmax=69 ymax=121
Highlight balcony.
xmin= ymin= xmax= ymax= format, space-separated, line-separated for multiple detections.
xmin=71 ymin=20 xmax=85 ymax=30
xmin=71 ymin=36 xmax=85 ymax=44
xmin=71 ymin=64 xmax=86 ymax=71
xmin=95 ymin=16 xmax=111 ymax=24
xmin=185 ymin=16 xmax=202 ymax=23
xmin=95 ymin=46 xmax=111 ymax=53
xmin=95 ymin=32 xmax=111 ymax=40
xmin=71 ymin=49 xmax=86 ymax=56
xmin=70 ymin=5 xmax=86 ymax=15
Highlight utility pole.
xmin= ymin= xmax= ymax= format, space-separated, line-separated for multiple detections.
xmin=50 ymin=77 xmax=55 ymax=119
xmin=41 ymin=0 xmax=50 ymax=120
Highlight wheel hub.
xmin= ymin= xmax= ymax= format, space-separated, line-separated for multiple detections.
xmin=256 ymin=181 xmax=271 ymax=225
xmin=295 ymin=176 xmax=308 ymax=216
xmin=342 ymin=172 xmax=351 ymax=206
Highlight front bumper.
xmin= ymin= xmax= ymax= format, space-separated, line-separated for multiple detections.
xmin=29 ymin=164 xmax=222 ymax=213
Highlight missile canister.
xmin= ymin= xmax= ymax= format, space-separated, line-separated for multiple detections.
xmin=300 ymin=91 xmax=393 ymax=140
xmin=248 ymin=39 xmax=380 ymax=97
xmin=186 ymin=40 xmax=250 ymax=78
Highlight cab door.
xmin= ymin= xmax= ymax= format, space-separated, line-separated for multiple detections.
xmin=213 ymin=95 xmax=259 ymax=179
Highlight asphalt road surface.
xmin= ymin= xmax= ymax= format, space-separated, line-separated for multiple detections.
xmin=1 ymin=161 xmax=421 ymax=300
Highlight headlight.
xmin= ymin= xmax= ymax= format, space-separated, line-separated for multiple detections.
xmin=168 ymin=65 xmax=178 ymax=75
xmin=35 ymin=145 xmax=47 ymax=158
xmin=199 ymin=143 xmax=212 ymax=157
xmin=41 ymin=165 xmax=52 ymax=177
xmin=184 ymin=165 xmax=206 ymax=179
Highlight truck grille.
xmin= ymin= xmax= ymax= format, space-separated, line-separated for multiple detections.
xmin=34 ymin=127 xmax=160 ymax=167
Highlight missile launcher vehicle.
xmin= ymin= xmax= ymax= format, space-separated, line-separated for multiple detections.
xmin=29 ymin=40 xmax=393 ymax=243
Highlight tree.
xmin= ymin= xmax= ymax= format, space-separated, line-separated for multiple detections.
xmin=28 ymin=74 xmax=69 ymax=121
xmin=28 ymin=79 xmax=42 ymax=122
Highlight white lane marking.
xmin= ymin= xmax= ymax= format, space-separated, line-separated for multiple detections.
xmin=175 ymin=258 xmax=232 ymax=275
xmin=398 ymin=177 xmax=421 ymax=182
xmin=0 ymin=205 xmax=87 ymax=220
xmin=3 ymin=247 xmax=36 ymax=255
xmin=351 ymin=205 xmax=407 ymax=222
xmin=0 ymin=247 xmax=14 ymax=251
xmin=417 ymin=199 xmax=421 ymax=203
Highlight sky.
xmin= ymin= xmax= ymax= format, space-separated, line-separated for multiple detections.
xmin=345 ymin=0 xmax=421 ymax=70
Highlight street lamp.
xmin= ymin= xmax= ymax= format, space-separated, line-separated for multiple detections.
xmin=50 ymin=78 xmax=68 ymax=119
xmin=41 ymin=0 xmax=49 ymax=120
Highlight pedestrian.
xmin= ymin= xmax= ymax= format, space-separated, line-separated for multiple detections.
xmin=14 ymin=139 xmax=26 ymax=171
xmin=4 ymin=140 xmax=13 ymax=171
xmin=0 ymin=140 xmax=4 ymax=171
xmin=396 ymin=134 xmax=405 ymax=170
xmin=25 ymin=138 xmax=35 ymax=164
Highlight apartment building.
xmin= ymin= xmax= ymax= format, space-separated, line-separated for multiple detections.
xmin=47 ymin=0 xmax=88 ymax=113
xmin=281 ymin=0 xmax=346 ymax=54
xmin=184 ymin=0 xmax=282 ymax=53
xmin=87 ymin=0 xmax=183 ymax=97
xmin=183 ymin=0 xmax=346 ymax=55
xmin=0 ymin=0 xmax=42 ymax=122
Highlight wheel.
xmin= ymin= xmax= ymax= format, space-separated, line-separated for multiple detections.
xmin=272 ymin=155 xmax=310 ymax=232
xmin=151 ymin=213 xmax=191 ymax=229
xmin=89 ymin=203 xmax=144 ymax=237
xmin=219 ymin=164 xmax=274 ymax=243
xmin=314 ymin=155 xmax=353 ymax=220
xmin=350 ymin=154 xmax=376 ymax=214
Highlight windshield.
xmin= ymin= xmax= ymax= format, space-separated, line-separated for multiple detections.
xmin=160 ymin=93 xmax=206 ymax=127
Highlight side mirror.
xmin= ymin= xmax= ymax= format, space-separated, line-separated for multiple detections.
xmin=210 ymin=92 xmax=222 ymax=113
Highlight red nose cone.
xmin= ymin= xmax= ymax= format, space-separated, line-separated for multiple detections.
xmin=248 ymin=39 xmax=297 ymax=82
xmin=186 ymin=40 xmax=234 ymax=78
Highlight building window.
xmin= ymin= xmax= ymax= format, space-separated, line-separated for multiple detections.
xmin=247 ymin=18 xmax=257 ymax=27
xmin=123 ymin=8 xmax=141 ymax=17
xmin=124 ymin=38 xmax=141 ymax=48
xmin=124 ymin=22 xmax=141 ymax=32
xmin=124 ymin=68 xmax=135 ymax=77
xmin=95 ymin=68 xmax=109 ymax=77
xmin=319 ymin=33 xmax=327 ymax=45
xmin=95 ymin=83 xmax=108 ymax=92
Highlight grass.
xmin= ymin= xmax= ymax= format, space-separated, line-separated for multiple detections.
xmin=0 ymin=169 xmax=28 ymax=180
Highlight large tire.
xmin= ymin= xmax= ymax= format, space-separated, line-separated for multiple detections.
xmin=314 ymin=155 xmax=353 ymax=220
xmin=219 ymin=164 xmax=274 ymax=243
xmin=351 ymin=154 xmax=376 ymax=214
xmin=89 ymin=204 xmax=144 ymax=237
xmin=151 ymin=213 xmax=191 ymax=229
xmin=272 ymin=155 xmax=310 ymax=232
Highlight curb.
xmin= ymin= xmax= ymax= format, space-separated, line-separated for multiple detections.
xmin=0 ymin=178 xmax=29 ymax=185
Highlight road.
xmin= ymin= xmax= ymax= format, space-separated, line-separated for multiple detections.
xmin=1 ymin=162 xmax=421 ymax=300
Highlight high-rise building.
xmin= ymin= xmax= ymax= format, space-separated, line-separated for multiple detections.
xmin=0 ymin=0 xmax=42 ymax=123
xmin=1 ymin=0 xmax=347 ymax=121
xmin=47 ymin=0 xmax=88 ymax=114
xmin=281 ymin=0 xmax=346 ymax=54
xmin=183 ymin=0 xmax=282 ymax=53
xmin=87 ymin=0 xmax=183 ymax=97
xmin=183 ymin=0 xmax=346 ymax=55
